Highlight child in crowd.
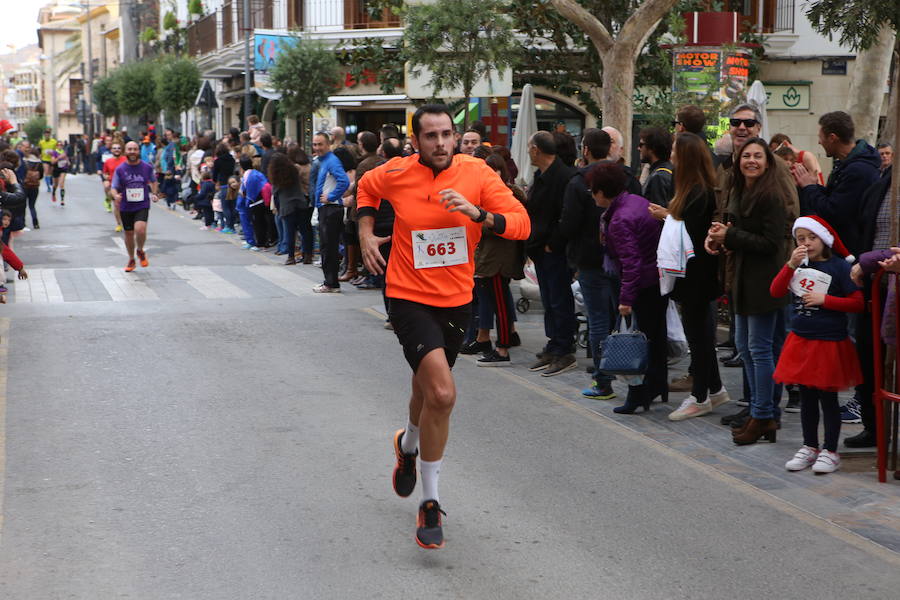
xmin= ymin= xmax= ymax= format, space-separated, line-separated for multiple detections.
xmin=222 ymin=176 xmax=240 ymax=234
xmin=212 ymin=181 xmax=224 ymax=231
xmin=196 ymin=171 xmax=216 ymax=230
xmin=0 ymin=210 xmax=29 ymax=297
xmin=770 ymin=216 xmax=864 ymax=474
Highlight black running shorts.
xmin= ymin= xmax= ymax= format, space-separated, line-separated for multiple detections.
xmin=120 ymin=208 xmax=149 ymax=231
xmin=388 ymin=297 xmax=471 ymax=373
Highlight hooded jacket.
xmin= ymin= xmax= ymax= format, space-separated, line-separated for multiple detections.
xmin=800 ymin=139 xmax=881 ymax=256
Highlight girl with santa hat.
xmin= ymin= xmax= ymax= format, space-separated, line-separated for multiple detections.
xmin=769 ymin=215 xmax=864 ymax=474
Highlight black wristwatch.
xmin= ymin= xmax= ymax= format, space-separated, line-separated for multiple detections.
xmin=473 ymin=207 xmax=488 ymax=223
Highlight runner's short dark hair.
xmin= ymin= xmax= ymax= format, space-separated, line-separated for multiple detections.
xmin=411 ymin=104 xmax=454 ymax=137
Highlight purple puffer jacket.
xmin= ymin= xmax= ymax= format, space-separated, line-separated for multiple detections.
xmin=602 ymin=192 xmax=663 ymax=306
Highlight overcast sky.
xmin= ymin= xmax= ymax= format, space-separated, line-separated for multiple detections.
xmin=1 ymin=4 xmax=44 ymax=54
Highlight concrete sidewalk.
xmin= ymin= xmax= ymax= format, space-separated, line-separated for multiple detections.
xmin=372 ymin=286 xmax=900 ymax=555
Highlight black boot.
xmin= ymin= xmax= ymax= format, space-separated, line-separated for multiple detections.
xmin=721 ymin=406 xmax=750 ymax=426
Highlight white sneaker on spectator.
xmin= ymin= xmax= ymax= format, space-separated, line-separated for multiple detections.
xmin=812 ymin=450 xmax=840 ymax=474
xmin=709 ymin=387 xmax=730 ymax=409
xmin=785 ymin=446 xmax=819 ymax=471
xmin=668 ymin=396 xmax=711 ymax=421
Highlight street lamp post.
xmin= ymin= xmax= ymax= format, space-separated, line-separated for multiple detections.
xmin=243 ymin=0 xmax=252 ymax=126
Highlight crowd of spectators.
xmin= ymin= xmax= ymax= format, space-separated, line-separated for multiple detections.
xmin=1 ymin=104 xmax=898 ymax=476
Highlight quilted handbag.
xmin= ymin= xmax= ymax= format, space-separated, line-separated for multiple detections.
xmin=599 ymin=314 xmax=649 ymax=376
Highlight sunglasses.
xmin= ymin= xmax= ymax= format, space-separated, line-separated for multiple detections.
xmin=671 ymin=120 xmax=681 ymax=128
xmin=729 ymin=118 xmax=759 ymax=128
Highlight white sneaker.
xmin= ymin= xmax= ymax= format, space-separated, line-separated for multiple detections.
xmin=812 ymin=450 xmax=840 ymax=474
xmin=709 ymin=387 xmax=730 ymax=409
xmin=785 ymin=446 xmax=819 ymax=471
xmin=668 ymin=396 xmax=712 ymax=421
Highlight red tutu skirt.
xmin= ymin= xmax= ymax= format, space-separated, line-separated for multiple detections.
xmin=773 ymin=333 xmax=862 ymax=392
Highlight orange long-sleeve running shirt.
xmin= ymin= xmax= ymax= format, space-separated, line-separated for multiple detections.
xmin=357 ymin=153 xmax=531 ymax=308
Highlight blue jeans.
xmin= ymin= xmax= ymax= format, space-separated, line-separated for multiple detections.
xmin=220 ymin=190 xmax=236 ymax=231
xmin=532 ymin=252 xmax=577 ymax=356
xmin=735 ymin=311 xmax=779 ymax=419
xmin=577 ymin=267 xmax=619 ymax=385
xmin=282 ymin=211 xmax=299 ymax=260
xmin=275 ymin=213 xmax=287 ymax=253
xmin=297 ymin=207 xmax=314 ymax=257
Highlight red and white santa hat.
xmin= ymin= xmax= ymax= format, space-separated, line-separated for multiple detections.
xmin=792 ymin=215 xmax=854 ymax=263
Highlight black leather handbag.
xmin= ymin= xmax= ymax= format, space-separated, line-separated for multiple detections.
xmin=599 ymin=314 xmax=649 ymax=376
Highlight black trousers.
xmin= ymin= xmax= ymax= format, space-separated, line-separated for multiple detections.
xmin=318 ymin=204 xmax=344 ymax=288
xmin=855 ymin=310 xmax=875 ymax=431
xmin=250 ymin=204 xmax=270 ymax=248
xmin=679 ymin=299 xmax=723 ymax=402
xmin=800 ymin=386 xmax=841 ymax=452
xmin=629 ymin=284 xmax=668 ymax=403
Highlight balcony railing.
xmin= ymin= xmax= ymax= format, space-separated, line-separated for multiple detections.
xmin=742 ymin=0 xmax=795 ymax=34
xmin=187 ymin=12 xmax=218 ymax=56
xmin=305 ymin=0 xmax=401 ymax=32
xmin=238 ymin=0 xmax=274 ymax=39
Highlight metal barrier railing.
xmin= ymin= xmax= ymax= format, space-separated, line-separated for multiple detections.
xmin=869 ymin=268 xmax=899 ymax=482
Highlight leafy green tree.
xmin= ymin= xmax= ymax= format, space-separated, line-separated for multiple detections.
xmin=24 ymin=115 xmax=48 ymax=145
xmin=188 ymin=0 xmax=204 ymax=18
xmin=805 ymin=1 xmax=898 ymax=50
xmin=269 ymin=37 xmax=341 ymax=120
xmin=403 ymin=0 xmax=519 ymax=129
xmin=114 ymin=60 xmax=160 ymax=119
xmin=155 ymin=57 xmax=201 ymax=115
xmin=92 ymin=72 xmax=120 ymax=118
xmin=140 ymin=27 xmax=158 ymax=44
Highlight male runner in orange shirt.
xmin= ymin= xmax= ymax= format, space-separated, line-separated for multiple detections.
xmin=357 ymin=105 xmax=530 ymax=549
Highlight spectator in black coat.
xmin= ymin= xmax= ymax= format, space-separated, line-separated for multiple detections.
xmin=526 ymin=131 xmax=578 ymax=376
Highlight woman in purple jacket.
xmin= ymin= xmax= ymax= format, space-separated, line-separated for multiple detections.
xmin=589 ymin=162 xmax=667 ymax=413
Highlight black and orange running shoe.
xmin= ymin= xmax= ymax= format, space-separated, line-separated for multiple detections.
xmin=392 ymin=429 xmax=417 ymax=497
xmin=416 ymin=499 xmax=446 ymax=549
xmin=124 ymin=258 xmax=136 ymax=273
xmin=136 ymin=249 xmax=149 ymax=268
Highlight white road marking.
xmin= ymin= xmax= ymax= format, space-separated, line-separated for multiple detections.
xmin=245 ymin=265 xmax=320 ymax=297
xmin=14 ymin=269 xmax=64 ymax=304
xmin=170 ymin=266 xmax=250 ymax=299
xmin=93 ymin=267 xmax=159 ymax=301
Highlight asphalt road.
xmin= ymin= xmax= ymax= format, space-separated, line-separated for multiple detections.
xmin=0 ymin=173 xmax=898 ymax=599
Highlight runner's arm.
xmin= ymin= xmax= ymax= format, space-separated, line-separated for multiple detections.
xmin=357 ymin=168 xmax=390 ymax=275
xmin=477 ymin=165 xmax=531 ymax=240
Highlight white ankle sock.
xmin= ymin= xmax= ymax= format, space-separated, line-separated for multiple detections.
xmin=420 ymin=458 xmax=442 ymax=503
xmin=401 ymin=420 xmax=419 ymax=454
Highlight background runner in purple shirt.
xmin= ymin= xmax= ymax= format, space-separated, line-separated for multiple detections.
xmin=112 ymin=160 xmax=156 ymax=212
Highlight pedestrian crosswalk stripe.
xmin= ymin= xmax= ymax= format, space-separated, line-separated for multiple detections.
xmin=7 ymin=265 xmax=343 ymax=304
xmin=245 ymin=265 xmax=319 ymax=297
xmin=169 ymin=266 xmax=251 ymax=299
xmin=94 ymin=267 xmax=160 ymax=301
xmin=14 ymin=269 xmax=64 ymax=304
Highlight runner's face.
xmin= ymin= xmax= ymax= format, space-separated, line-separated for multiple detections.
xmin=125 ymin=142 xmax=140 ymax=163
xmin=111 ymin=144 xmax=122 ymax=157
xmin=413 ymin=113 xmax=454 ymax=171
